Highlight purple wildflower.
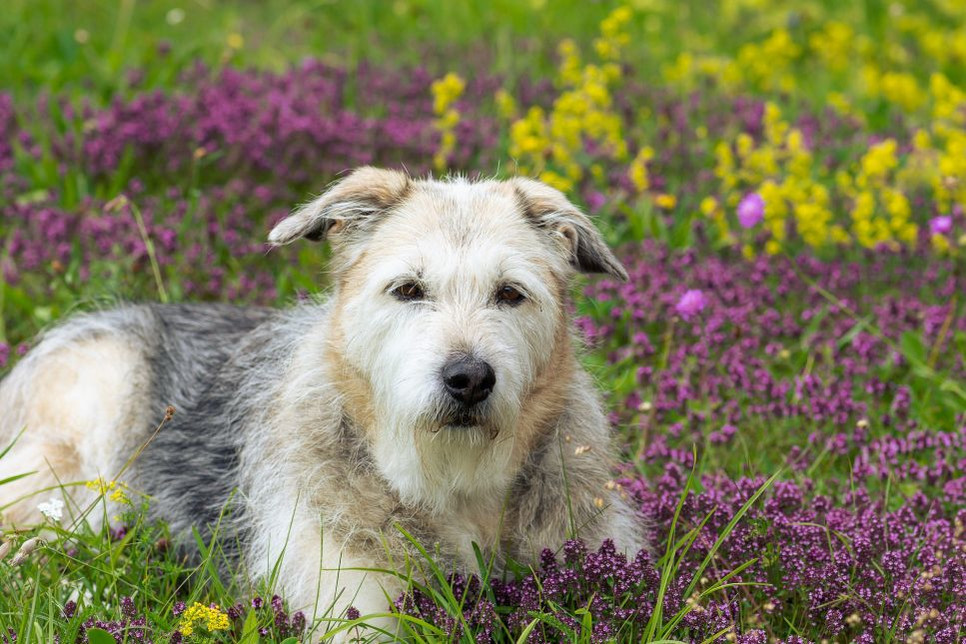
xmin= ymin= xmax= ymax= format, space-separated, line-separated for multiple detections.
xmin=675 ymin=289 xmax=708 ymax=318
xmin=120 ymin=596 xmax=136 ymax=620
xmin=930 ymin=215 xmax=952 ymax=235
xmin=227 ymin=602 xmax=243 ymax=620
xmin=736 ymin=192 xmax=765 ymax=228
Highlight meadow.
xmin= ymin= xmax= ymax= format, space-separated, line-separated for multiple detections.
xmin=0 ymin=0 xmax=964 ymax=642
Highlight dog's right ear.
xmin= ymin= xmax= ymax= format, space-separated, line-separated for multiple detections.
xmin=511 ymin=177 xmax=629 ymax=282
xmin=268 ymin=167 xmax=411 ymax=245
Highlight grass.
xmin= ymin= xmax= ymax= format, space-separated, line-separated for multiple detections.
xmin=1 ymin=0 xmax=964 ymax=642
xmin=1 ymin=0 xmax=628 ymax=100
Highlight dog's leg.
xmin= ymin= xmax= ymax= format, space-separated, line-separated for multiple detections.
xmin=0 ymin=335 xmax=145 ymax=529
xmin=315 ymin=542 xmax=405 ymax=643
xmin=246 ymin=496 xmax=405 ymax=642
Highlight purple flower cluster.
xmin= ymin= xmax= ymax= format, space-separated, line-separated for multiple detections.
xmin=395 ymin=573 xmax=500 ymax=640
xmin=582 ymin=242 xmax=964 ymax=460
xmin=74 ymin=596 xmax=151 ymax=644
xmin=0 ymin=62 xmax=502 ymax=339
xmin=73 ymin=61 xmax=496 ymax=181
xmin=222 ymin=594 xmax=305 ymax=639
xmin=622 ymin=468 xmax=966 ymax=642
xmin=396 ymin=483 xmax=963 ymax=641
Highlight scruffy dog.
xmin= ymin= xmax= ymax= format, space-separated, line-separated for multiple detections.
xmin=0 ymin=168 xmax=644 ymax=637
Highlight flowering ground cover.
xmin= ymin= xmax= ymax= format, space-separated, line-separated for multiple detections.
xmin=1 ymin=1 xmax=964 ymax=642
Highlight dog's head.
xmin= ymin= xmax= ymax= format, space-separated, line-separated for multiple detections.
xmin=270 ymin=167 xmax=626 ymax=510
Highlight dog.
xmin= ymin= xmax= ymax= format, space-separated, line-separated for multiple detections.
xmin=0 ymin=167 xmax=645 ymax=637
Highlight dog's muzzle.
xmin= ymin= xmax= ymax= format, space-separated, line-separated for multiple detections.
xmin=441 ymin=355 xmax=495 ymax=407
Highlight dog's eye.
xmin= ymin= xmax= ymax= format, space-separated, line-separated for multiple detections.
xmin=496 ymin=285 xmax=525 ymax=306
xmin=392 ymin=282 xmax=425 ymax=302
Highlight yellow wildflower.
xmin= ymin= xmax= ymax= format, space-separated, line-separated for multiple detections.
xmin=628 ymin=146 xmax=654 ymax=192
xmin=557 ymin=39 xmax=583 ymax=86
xmin=430 ymin=72 xmax=466 ymax=171
xmin=930 ymin=73 xmax=966 ymax=124
xmin=913 ymin=129 xmax=932 ymax=151
xmin=700 ymin=197 xmax=718 ymax=217
xmin=86 ymin=478 xmax=131 ymax=505
xmin=931 ymin=233 xmax=951 ymax=253
xmin=859 ymin=139 xmax=898 ymax=185
xmin=763 ymin=103 xmax=787 ymax=147
xmin=226 ymin=33 xmax=244 ymax=50
xmin=808 ymin=21 xmax=854 ymax=72
xmin=539 ymin=170 xmax=573 ymax=193
xmin=430 ymin=72 xmax=465 ymax=116
xmin=179 ymin=602 xmax=230 ymax=636
xmin=880 ymin=72 xmax=924 ymax=113
xmin=494 ymin=89 xmax=517 ymax=120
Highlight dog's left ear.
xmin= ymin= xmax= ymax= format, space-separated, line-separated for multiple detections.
xmin=512 ymin=178 xmax=628 ymax=282
xmin=268 ymin=167 xmax=411 ymax=245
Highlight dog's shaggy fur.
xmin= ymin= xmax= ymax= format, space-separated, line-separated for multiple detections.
xmin=0 ymin=168 xmax=645 ymax=636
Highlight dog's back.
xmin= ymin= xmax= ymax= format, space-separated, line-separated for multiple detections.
xmin=0 ymin=303 xmax=277 ymax=528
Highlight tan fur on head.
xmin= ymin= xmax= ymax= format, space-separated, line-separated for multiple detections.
xmin=270 ymin=170 xmax=627 ymax=282
xmin=510 ymin=177 xmax=629 ymax=281
xmin=267 ymin=166 xmax=411 ymax=246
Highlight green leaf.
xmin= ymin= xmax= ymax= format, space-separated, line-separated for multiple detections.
xmin=239 ymin=608 xmax=260 ymax=644
xmin=0 ymin=427 xmax=27 ymax=461
xmin=0 ymin=471 xmax=37 ymax=487
xmin=515 ymin=619 xmax=540 ymax=644
xmin=836 ymin=316 xmax=871 ymax=350
xmin=32 ymin=306 xmax=53 ymax=323
xmin=899 ymin=330 xmax=926 ymax=365
xmin=669 ymin=210 xmax=695 ymax=250
xmin=954 ymin=331 xmax=966 ymax=359
xmin=86 ymin=628 xmax=116 ymax=644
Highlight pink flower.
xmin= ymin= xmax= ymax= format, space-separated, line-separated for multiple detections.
xmin=929 ymin=215 xmax=952 ymax=235
xmin=737 ymin=192 xmax=765 ymax=228
xmin=585 ymin=190 xmax=607 ymax=214
xmin=675 ymin=289 xmax=708 ymax=318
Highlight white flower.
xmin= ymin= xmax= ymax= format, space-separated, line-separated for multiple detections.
xmin=37 ymin=497 xmax=64 ymax=522
xmin=165 ymin=8 xmax=185 ymax=25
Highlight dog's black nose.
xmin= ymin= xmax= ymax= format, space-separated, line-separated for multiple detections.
xmin=442 ymin=356 xmax=495 ymax=406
